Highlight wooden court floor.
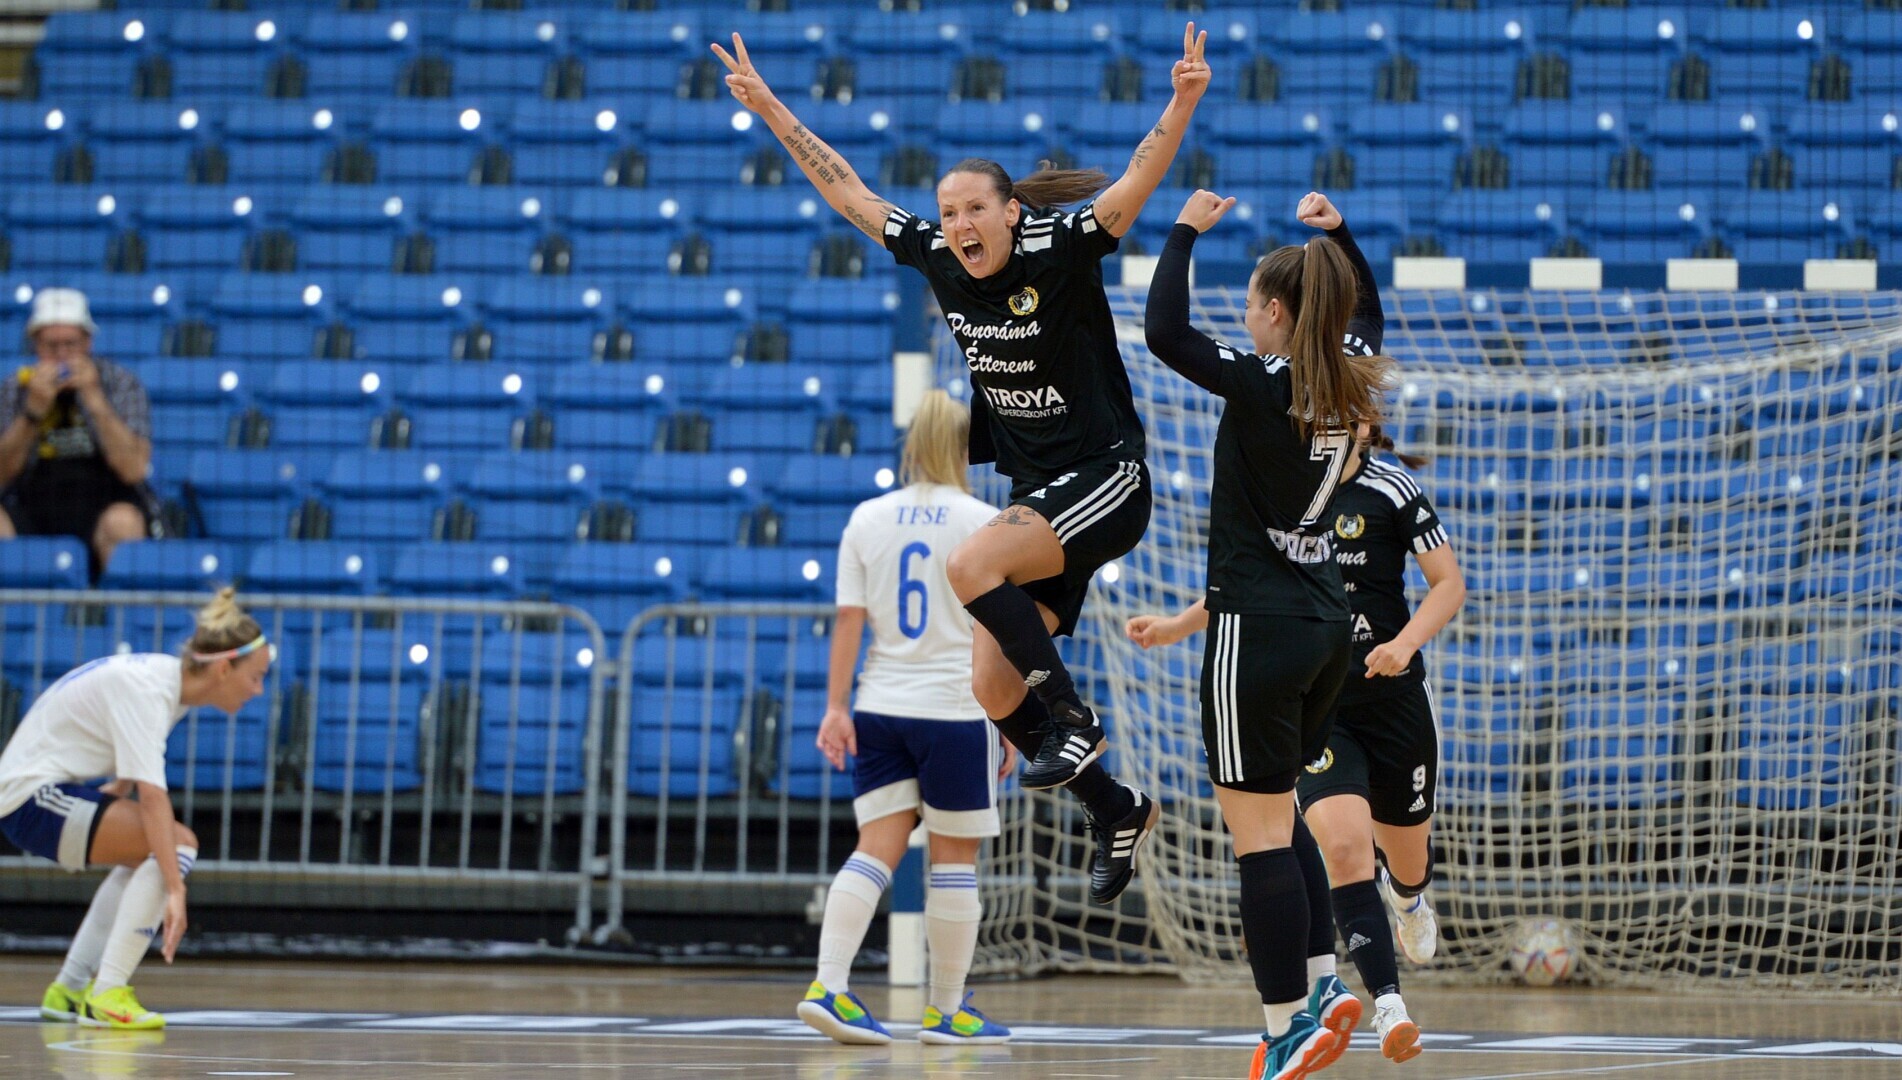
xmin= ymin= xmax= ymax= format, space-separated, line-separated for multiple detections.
xmin=3 ymin=958 xmax=1899 ymax=1079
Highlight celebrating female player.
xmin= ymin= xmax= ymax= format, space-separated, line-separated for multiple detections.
xmin=714 ymin=25 xmax=1212 ymax=904
xmin=798 ymin=390 xmax=1013 ymax=1047
xmin=0 ymin=587 xmax=271 ymax=1030
xmin=1127 ymin=427 xmax=1465 ymax=1065
xmin=1141 ymin=189 xmax=1393 ymax=1080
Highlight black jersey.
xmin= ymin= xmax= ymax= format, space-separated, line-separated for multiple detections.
xmin=1328 ymin=457 xmax=1449 ymax=705
xmin=883 ymin=201 xmax=1146 ymax=485
xmin=1143 ymin=221 xmax=1387 ymax=623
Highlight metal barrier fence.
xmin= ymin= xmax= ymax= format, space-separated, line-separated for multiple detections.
xmin=0 ymin=589 xmax=609 ymax=938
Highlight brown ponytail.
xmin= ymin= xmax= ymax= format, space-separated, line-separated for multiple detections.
xmin=1364 ymin=423 xmax=1430 ymax=469
xmin=1252 ymin=240 xmax=1396 ymax=441
xmin=947 ymin=158 xmax=1111 ymax=213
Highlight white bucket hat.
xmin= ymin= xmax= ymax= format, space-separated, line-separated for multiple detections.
xmin=26 ymin=287 xmax=98 ymax=337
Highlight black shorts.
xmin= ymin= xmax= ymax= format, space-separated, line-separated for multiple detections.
xmin=1201 ymin=613 xmax=1352 ymax=794
xmin=1298 ymin=680 xmax=1440 ymax=826
xmin=1012 ymin=459 xmax=1150 ymax=638
xmin=5 ymin=476 xmax=146 ymax=544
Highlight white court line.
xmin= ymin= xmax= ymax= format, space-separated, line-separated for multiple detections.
xmin=1455 ymin=1054 xmax=1738 ymax=1080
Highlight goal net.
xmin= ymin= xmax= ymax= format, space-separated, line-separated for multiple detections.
xmin=946 ymin=284 xmax=1902 ymax=991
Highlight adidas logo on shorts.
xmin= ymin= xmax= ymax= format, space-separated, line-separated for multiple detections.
xmin=1409 ymin=795 xmax=1427 ymax=813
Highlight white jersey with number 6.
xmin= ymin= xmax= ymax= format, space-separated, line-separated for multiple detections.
xmin=835 ymin=483 xmax=998 ymax=720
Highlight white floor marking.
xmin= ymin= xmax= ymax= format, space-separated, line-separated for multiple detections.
xmin=1455 ymin=1054 xmax=1737 ymax=1080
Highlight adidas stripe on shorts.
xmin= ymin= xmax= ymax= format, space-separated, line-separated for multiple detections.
xmin=0 ymin=782 xmax=113 ymax=870
xmin=1014 ymin=458 xmax=1152 ymax=638
xmin=1200 ymin=613 xmax=1353 ymax=795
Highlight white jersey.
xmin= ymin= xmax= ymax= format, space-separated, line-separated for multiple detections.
xmin=836 ymin=483 xmax=997 ymax=720
xmin=0 ymin=653 xmax=185 ymax=817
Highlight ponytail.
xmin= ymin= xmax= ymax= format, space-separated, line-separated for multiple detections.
xmin=182 ymin=586 xmax=264 ymax=673
xmin=1252 ymin=240 xmax=1396 ymax=441
xmin=900 ymin=389 xmax=972 ymax=492
xmin=947 ymin=158 xmax=1111 ymax=214
xmin=1364 ymin=423 xmax=1430 ymax=469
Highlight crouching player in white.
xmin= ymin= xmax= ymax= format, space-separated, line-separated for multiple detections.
xmin=0 ymin=587 xmax=270 ymax=1030
xmin=798 ymin=390 xmax=1014 ymax=1046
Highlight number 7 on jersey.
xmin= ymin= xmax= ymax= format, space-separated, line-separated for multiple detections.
xmin=1300 ymin=431 xmax=1355 ymax=529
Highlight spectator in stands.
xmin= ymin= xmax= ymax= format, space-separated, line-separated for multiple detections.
xmin=0 ymin=288 xmax=152 ymax=575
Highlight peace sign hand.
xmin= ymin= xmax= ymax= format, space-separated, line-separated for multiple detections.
xmin=1170 ymin=22 xmax=1211 ymax=105
xmin=710 ymin=32 xmax=779 ymax=117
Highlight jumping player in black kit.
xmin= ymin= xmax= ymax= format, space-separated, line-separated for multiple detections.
xmin=1142 ymin=188 xmax=1394 ymax=1080
xmin=712 ymin=27 xmax=1212 ymax=904
xmin=1128 ymin=426 xmax=1465 ymax=1066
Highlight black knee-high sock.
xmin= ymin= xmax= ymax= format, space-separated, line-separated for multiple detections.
xmin=1291 ymin=816 xmax=1335 ymax=961
xmin=1237 ymin=849 xmax=1309 ymax=1007
xmin=965 ymin=583 xmax=1083 ymax=718
xmin=991 ymin=695 xmax=1134 ymax=821
xmin=1333 ymin=879 xmax=1400 ymax=999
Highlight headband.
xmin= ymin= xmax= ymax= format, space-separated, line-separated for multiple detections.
xmin=192 ymin=634 xmax=269 ymax=663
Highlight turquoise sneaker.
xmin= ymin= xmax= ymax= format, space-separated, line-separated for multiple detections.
xmin=1306 ymin=972 xmax=1360 ymax=1071
xmin=1248 ymin=1012 xmax=1339 ymax=1080
xmin=795 ymin=981 xmax=892 ymax=1046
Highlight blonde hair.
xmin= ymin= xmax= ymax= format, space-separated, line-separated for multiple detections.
xmin=182 ymin=586 xmax=263 ymax=672
xmin=900 ymin=390 xmax=971 ymax=493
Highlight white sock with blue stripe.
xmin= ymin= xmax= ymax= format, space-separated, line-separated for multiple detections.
xmin=926 ymin=864 xmax=981 ymax=1016
xmin=94 ymin=845 xmax=195 ymax=995
xmin=816 ymin=852 xmax=890 ymax=994
xmin=57 ymin=865 xmax=135 ymax=992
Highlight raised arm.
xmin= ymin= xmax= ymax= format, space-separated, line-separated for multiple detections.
xmin=1143 ymin=190 xmax=1237 ymax=394
xmin=1298 ymin=192 xmax=1385 ymax=354
xmin=713 ymin=33 xmax=897 ymax=246
xmin=1091 ymin=22 xmax=1211 ymax=238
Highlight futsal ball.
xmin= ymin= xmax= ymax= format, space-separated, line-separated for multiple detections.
xmin=1507 ymin=918 xmax=1579 ymax=986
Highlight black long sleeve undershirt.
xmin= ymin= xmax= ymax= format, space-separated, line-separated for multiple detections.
xmin=1142 ymin=220 xmax=1387 ymax=397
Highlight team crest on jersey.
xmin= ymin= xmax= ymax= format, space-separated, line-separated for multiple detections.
xmin=1305 ymin=749 xmax=1334 ymax=775
xmin=1008 ymin=286 xmax=1040 ymax=317
xmin=1335 ymin=514 xmax=1366 ymax=540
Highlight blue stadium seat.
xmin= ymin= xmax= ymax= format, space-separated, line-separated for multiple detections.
xmin=223 ymin=102 xmax=341 ymax=186
xmin=996 ymin=12 xmax=1120 ymax=101
xmin=390 ymin=542 xmax=525 ymax=599
xmin=1559 ymin=696 xmax=1682 ymax=808
xmin=167 ymin=699 xmax=274 ymax=794
xmin=1562 ymin=6 xmax=1689 ymax=102
xmin=1784 ymin=104 xmax=1899 ymax=193
xmin=397 ymin=367 xmax=533 ymax=452
xmin=345 ymin=274 xmax=475 ymax=366
xmin=245 ymin=540 xmax=381 ymax=595
xmin=1502 ymin=102 xmax=1628 ymax=191
xmin=1640 ymin=102 xmax=1771 ymax=192
xmin=186 ymin=448 xmax=311 ymax=542
xmin=475 ymin=680 xmax=591 ymax=795
xmin=299 ymin=11 xmax=417 ymax=102
xmin=1578 ymin=190 xmax=1712 ymax=263
xmin=702 ymin=547 xmax=834 ymax=603
xmin=0 ymin=537 xmax=90 ymax=589
xmin=98 ymin=540 xmax=239 ymax=592
xmin=1719 ymin=192 xmax=1858 ymax=265
xmin=1437 ymin=190 xmax=1567 ymax=266
xmin=481 ymin=278 xmax=613 ymax=365
xmin=544 ymin=364 xmax=668 ymax=456
xmin=35 ymin=12 xmax=155 ymax=100
xmin=135 ymin=357 xmax=246 ymax=452
xmin=551 ymin=542 xmax=690 ymax=633
xmin=1202 ymin=104 xmax=1334 ymax=191
xmin=85 ymin=100 xmax=209 ymax=184
xmin=65 ymin=273 xmax=181 ymax=358
xmin=208 ymin=276 xmax=333 ymax=360
xmin=1267 ymin=9 xmax=1395 ymax=105
xmin=504 ymin=100 xmax=632 ymax=187
xmin=1732 ymin=698 xmax=1849 ymax=810
xmin=258 ymin=361 xmax=390 ymax=450
xmin=621 ymin=280 xmax=751 ymax=363
xmin=784 ymin=280 xmax=895 ymax=365
xmin=1410 ymin=9 xmax=1537 ymax=107
xmin=464 ymin=450 xmax=598 ymax=579
xmin=290 ymin=187 xmax=410 ymax=277
xmin=562 ymin=189 xmax=688 ymax=277
xmin=311 ymin=679 xmax=424 ymax=794
xmin=628 ymin=683 xmax=745 ymax=799
xmin=320 ymin=450 xmax=452 ymax=543
xmin=770 ymin=454 xmax=898 ymax=508
xmin=843 ymin=11 xmax=967 ymax=102
xmin=695 ymin=365 xmax=837 ymax=453
xmin=1843 ymin=10 xmax=1902 ymax=98
xmin=1135 ymin=8 xmax=1257 ymax=67
xmin=165 ymin=11 xmax=286 ymax=98
xmin=7 ymin=187 xmax=123 ymax=273
xmin=369 ymin=100 xmax=493 ymax=185
xmin=697 ymin=188 xmax=827 ymax=279
xmin=421 ymin=187 xmax=550 ymax=276
xmin=0 ymin=103 xmax=74 ymax=184
xmin=930 ymin=100 xmax=1061 ymax=177
xmin=1694 ymin=7 xmax=1828 ymax=104
xmin=1344 ymin=105 xmax=1472 ymax=195
xmin=626 ymin=453 xmax=754 ymax=546
xmin=572 ymin=9 xmax=697 ymax=99
xmin=136 ymin=186 xmax=261 ymax=274
xmin=446 ymin=11 xmax=563 ymax=97
xmin=640 ymin=100 xmax=766 ymax=187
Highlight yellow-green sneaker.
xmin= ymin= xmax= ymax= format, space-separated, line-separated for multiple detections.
xmin=794 ymin=980 xmax=891 ymax=1045
xmin=80 ymin=985 xmax=165 ymax=1031
xmin=919 ymin=995 xmax=1012 ymax=1045
xmin=40 ymin=981 xmax=88 ymax=1022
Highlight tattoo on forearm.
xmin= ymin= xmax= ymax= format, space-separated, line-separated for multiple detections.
xmin=1129 ymin=122 xmax=1168 ymax=171
xmin=780 ymin=124 xmax=855 ymax=188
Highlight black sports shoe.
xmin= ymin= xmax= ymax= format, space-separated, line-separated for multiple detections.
xmin=1086 ymin=785 xmax=1159 ymax=905
xmin=1019 ymin=705 xmax=1105 ymax=790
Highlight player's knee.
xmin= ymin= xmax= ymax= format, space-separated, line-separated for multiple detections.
xmin=1317 ymin=830 xmax=1374 ymax=881
xmin=970 ymin=658 xmax=1024 ymax=716
xmin=173 ymin=823 xmax=199 ymax=853
xmin=97 ymin=502 xmax=147 ymax=542
xmin=0 ymin=505 xmax=14 ymax=538
xmin=945 ymin=543 xmax=987 ymax=601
